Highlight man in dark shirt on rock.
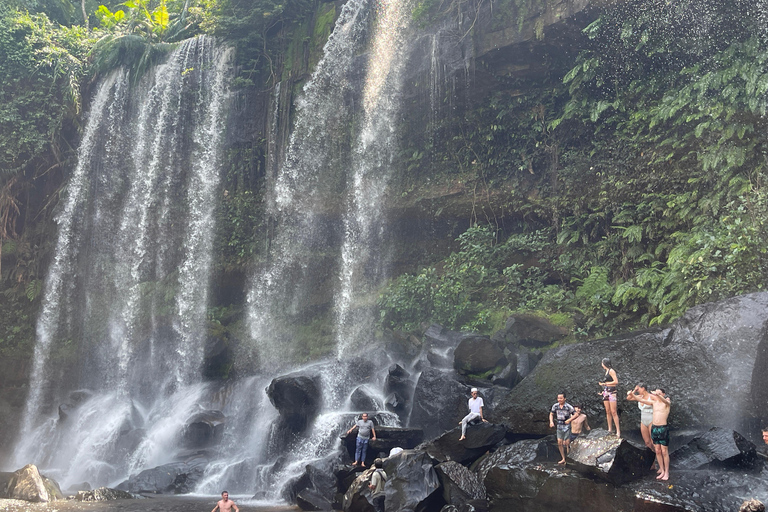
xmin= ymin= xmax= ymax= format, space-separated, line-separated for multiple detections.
xmin=549 ymin=392 xmax=575 ymax=465
xmin=346 ymin=413 xmax=377 ymax=467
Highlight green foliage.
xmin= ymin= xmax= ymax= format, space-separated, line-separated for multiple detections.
xmin=0 ymin=7 xmax=94 ymax=174
xmin=386 ymin=0 xmax=768 ymax=337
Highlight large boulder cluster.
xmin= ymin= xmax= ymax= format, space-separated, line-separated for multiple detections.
xmin=286 ymin=293 xmax=768 ymax=511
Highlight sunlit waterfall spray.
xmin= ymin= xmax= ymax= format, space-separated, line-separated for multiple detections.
xmin=12 ymin=36 xmax=233 ymax=488
xmin=335 ymin=0 xmax=413 ymax=355
xmin=246 ymin=0 xmax=371 ymax=366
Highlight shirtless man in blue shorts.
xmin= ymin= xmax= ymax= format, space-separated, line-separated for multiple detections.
xmin=633 ymin=388 xmax=671 ymax=480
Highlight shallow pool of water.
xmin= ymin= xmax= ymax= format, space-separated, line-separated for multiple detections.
xmin=0 ymin=496 xmax=299 ymax=512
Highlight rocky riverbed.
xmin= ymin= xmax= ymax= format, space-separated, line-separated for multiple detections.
xmin=0 ymin=496 xmax=299 ymax=512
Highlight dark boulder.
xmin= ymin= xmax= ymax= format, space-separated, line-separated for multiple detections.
xmin=410 ymin=367 xmax=472 ymax=441
xmin=435 ymin=461 xmax=486 ymax=507
xmin=473 ymin=438 xmax=561 ymax=482
xmin=670 ymin=427 xmax=760 ymax=470
xmin=266 ymin=372 xmax=322 ymax=432
xmin=491 ymin=314 xmax=569 ymax=348
xmin=490 ymin=292 xmax=768 ymax=436
xmin=181 ymin=409 xmax=225 ymax=449
xmin=0 ymin=471 xmax=15 ymax=496
xmin=423 ymin=423 xmax=507 ymax=465
xmin=483 ymin=463 xmax=636 ymax=511
xmin=384 ymin=391 xmax=407 ymax=414
xmin=6 ymin=464 xmax=63 ymax=502
xmin=297 ymin=488 xmax=334 ymax=511
xmin=566 ymin=428 xmax=654 ymax=485
xmin=74 ymin=487 xmax=135 ymax=501
xmin=369 ymin=427 xmax=424 ymax=456
xmin=453 ymin=336 xmax=506 ymax=376
xmin=350 ymin=386 xmax=382 ymax=412
xmin=341 ymin=426 xmax=423 ymax=466
xmin=751 ymin=328 xmax=768 ymax=427
xmin=426 ymin=347 xmax=455 ymax=368
xmin=117 ymin=457 xmax=206 ymax=494
xmin=489 ymin=363 xmax=519 ymax=389
xmin=342 ymin=450 xmax=441 ymax=512
xmin=439 ymin=504 xmax=489 ymax=512
xmin=424 ymin=324 xmax=481 ymax=350
xmin=628 ymin=467 xmax=768 ymax=511
xmin=385 ymin=364 xmax=413 ymax=421
xmin=335 ymin=465 xmax=367 ymax=496
xmin=282 ymin=456 xmax=339 ymax=505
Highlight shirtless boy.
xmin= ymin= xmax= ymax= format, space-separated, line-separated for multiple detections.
xmin=628 ymin=388 xmax=671 ymax=480
xmin=566 ymin=404 xmax=591 ymax=447
xmin=212 ymin=491 xmax=239 ymax=512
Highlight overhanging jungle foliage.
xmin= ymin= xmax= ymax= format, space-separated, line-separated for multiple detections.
xmin=380 ymin=0 xmax=768 ymax=337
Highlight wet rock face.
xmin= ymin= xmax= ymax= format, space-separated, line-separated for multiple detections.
xmin=424 ymin=422 xmax=507 ymax=465
xmin=117 ymin=458 xmax=206 ymax=494
xmin=350 ymin=386 xmax=381 ymax=412
xmin=410 ymin=367 xmax=473 ymax=441
xmin=181 ymin=409 xmax=225 ymax=448
xmin=296 ymin=487 xmax=334 ymax=510
xmin=489 ymin=292 xmax=768 ymax=435
xmin=453 ymin=337 xmax=506 ymax=376
xmin=668 ymin=292 xmax=768 ymax=431
xmin=340 ymin=427 xmax=424 ymax=466
xmin=483 ymin=462 xmax=636 ymax=511
xmin=435 ymin=461 xmax=486 ymax=506
xmin=384 ymin=364 xmax=413 ymax=421
xmin=566 ymin=429 xmax=654 ymax=485
xmin=266 ymin=372 xmax=322 ymax=432
xmin=342 ymin=450 xmax=441 ymax=512
xmin=670 ymin=427 xmax=760 ymax=470
xmin=474 ymin=438 xmax=561 ymax=482
xmin=384 ymin=450 xmax=442 ymax=512
xmin=628 ymin=468 xmax=768 ymax=512
xmin=491 ymin=314 xmax=569 ymax=348
xmin=74 ymin=487 xmax=135 ymax=501
xmin=6 ymin=464 xmax=63 ymax=503
xmin=750 ymin=328 xmax=768 ymax=428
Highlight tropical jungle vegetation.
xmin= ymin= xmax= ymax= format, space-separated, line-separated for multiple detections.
xmin=2 ymin=0 xmax=767 ymax=357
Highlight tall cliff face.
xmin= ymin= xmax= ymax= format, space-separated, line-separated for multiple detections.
xmin=0 ymin=0 xmax=617 ymax=463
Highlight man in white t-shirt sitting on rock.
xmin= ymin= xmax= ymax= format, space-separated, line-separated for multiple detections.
xmin=459 ymin=387 xmax=488 ymax=441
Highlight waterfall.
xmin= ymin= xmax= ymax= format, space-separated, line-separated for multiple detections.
xmin=245 ymin=0 xmax=371 ymax=367
xmin=200 ymin=0 xmax=415 ymax=497
xmin=335 ymin=0 xmax=413 ymax=355
xmin=12 ymin=36 xmax=233 ymax=488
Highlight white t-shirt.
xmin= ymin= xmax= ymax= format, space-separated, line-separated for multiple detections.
xmin=468 ymin=396 xmax=484 ymax=414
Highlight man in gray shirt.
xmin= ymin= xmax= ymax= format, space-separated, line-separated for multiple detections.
xmin=346 ymin=412 xmax=377 ymax=467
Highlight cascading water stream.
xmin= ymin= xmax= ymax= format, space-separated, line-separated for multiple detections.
xmin=335 ymin=0 xmax=413 ymax=355
xmin=12 ymin=36 xmax=233 ymax=488
xmin=245 ymin=0 xmax=371 ymax=367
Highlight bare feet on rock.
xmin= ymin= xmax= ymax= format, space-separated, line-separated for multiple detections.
xmin=458 ymin=435 xmax=466 ymax=441
xmin=557 ymin=460 xmax=566 ymax=465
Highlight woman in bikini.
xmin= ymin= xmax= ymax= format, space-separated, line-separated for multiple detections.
xmin=628 ymin=383 xmax=657 ymax=473
xmin=598 ymin=358 xmax=620 ymax=438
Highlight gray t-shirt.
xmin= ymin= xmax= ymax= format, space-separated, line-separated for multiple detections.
xmin=356 ymin=419 xmax=375 ymax=439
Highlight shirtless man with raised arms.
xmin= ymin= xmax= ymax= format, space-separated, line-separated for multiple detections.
xmin=627 ymin=387 xmax=671 ymax=480
xmin=212 ymin=491 xmax=239 ymax=512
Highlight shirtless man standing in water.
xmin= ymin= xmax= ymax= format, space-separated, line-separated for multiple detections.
xmin=212 ymin=491 xmax=239 ymax=512
xmin=628 ymin=388 xmax=671 ymax=480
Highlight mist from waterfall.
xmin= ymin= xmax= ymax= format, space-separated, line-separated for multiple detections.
xmin=12 ymin=36 xmax=233 ymax=488
xmin=334 ymin=0 xmax=414 ymax=356
xmin=245 ymin=0 xmax=371 ymax=367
